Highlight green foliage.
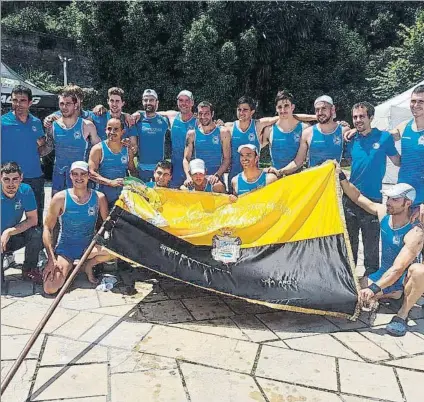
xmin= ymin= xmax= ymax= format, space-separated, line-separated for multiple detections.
xmin=17 ymin=67 xmax=62 ymax=94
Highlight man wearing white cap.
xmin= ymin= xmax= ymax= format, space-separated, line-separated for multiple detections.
xmin=279 ymin=95 xmax=350 ymax=176
xmin=129 ymin=89 xmax=170 ymax=182
xmin=180 ymin=159 xmax=226 ymax=193
xmin=43 ymin=161 xmax=112 ymax=293
xmin=231 ymin=144 xmax=277 ymax=196
xmin=340 ymin=172 xmax=424 ymax=336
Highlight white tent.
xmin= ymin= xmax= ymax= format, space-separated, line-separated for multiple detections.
xmin=372 ymin=80 xmax=424 ymax=183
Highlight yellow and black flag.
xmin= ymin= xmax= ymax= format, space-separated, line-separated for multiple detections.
xmin=97 ymin=163 xmax=360 ymax=319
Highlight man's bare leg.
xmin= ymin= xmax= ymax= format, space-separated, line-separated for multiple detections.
xmin=43 ymin=255 xmax=73 ymax=295
xmin=81 ymin=245 xmax=114 ymax=284
xmin=396 ymin=263 xmax=424 ymax=320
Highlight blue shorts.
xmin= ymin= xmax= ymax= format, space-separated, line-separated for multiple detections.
xmin=52 ymin=167 xmax=72 ymax=193
xmin=55 ymin=243 xmax=88 ymax=261
xmin=369 ymin=269 xmax=407 ymax=294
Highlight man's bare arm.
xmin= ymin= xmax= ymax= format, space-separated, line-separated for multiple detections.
xmin=279 ymin=127 xmax=311 ymax=175
xmin=388 ymin=154 xmax=401 ymax=167
xmin=88 ymin=144 xmax=111 ymax=186
xmin=260 ymin=125 xmax=272 ymax=147
xmin=294 ymin=113 xmax=316 ymax=123
xmin=389 ymin=120 xmax=409 ymax=142
xmin=216 ymin=127 xmax=231 ymax=177
xmin=212 ymin=181 xmax=226 ymax=193
xmin=183 ymin=130 xmax=195 ymax=180
xmin=43 ymin=192 xmax=65 ymax=260
xmin=266 ymin=173 xmax=278 ymax=185
xmin=83 ymin=119 xmax=101 ymax=146
xmin=255 ymin=116 xmax=279 ymax=134
xmin=97 ymin=192 xmax=110 ymax=221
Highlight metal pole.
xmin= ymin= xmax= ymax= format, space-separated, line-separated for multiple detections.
xmin=63 ymin=58 xmax=68 ymax=86
xmin=0 ymin=223 xmax=108 ymax=395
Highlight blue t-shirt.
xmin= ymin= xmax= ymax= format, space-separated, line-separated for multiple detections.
xmin=346 ymin=128 xmax=398 ymax=201
xmin=1 ymin=183 xmax=37 ymax=233
xmin=1 ymin=112 xmax=44 ymax=178
xmin=90 ymin=111 xmax=136 ymax=141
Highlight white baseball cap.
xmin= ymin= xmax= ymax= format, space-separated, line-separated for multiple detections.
xmin=70 ymin=161 xmax=89 ymax=172
xmin=142 ymin=89 xmax=158 ymax=99
xmin=381 ymin=183 xmax=416 ymax=202
xmin=314 ymin=95 xmax=334 ymax=107
xmin=177 ymin=90 xmax=193 ymax=100
xmin=189 ymin=159 xmax=206 ymax=174
xmin=237 ymin=144 xmax=258 ymax=154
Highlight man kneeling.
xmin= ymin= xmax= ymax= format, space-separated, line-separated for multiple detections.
xmin=341 ymin=175 xmax=424 ymax=336
xmin=43 ymin=161 xmax=114 ymax=293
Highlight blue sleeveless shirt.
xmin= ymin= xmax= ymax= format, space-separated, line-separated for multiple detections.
xmin=55 ymin=189 xmax=99 ymax=260
xmin=53 ymin=118 xmax=88 ymax=172
xmin=309 ymin=124 xmax=343 ymax=167
xmin=236 ymin=170 xmax=267 ymax=195
xmin=398 ymin=119 xmax=424 ymax=205
xmin=98 ymin=141 xmax=129 ymax=204
xmin=90 ymin=111 xmax=135 ymax=141
xmin=270 ymin=121 xmax=303 ymax=169
xmin=194 ymin=126 xmax=222 ymax=175
xmin=189 ymin=181 xmax=213 ymax=192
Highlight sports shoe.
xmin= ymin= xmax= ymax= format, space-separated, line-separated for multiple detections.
xmin=2 ymin=253 xmax=15 ymax=270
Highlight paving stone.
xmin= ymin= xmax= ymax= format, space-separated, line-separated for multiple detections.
xmin=409 ymin=318 xmax=424 ymax=340
xmin=333 ymin=331 xmax=390 ymax=361
xmin=109 ymin=349 xmax=177 ymax=374
xmin=77 ymin=315 xmax=121 ymax=341
xmin=1 ymin=359 xmax=37 ymax=402
xmin=160 ymin=279 xmax=210 ymax=299
xmin=136 ymin=282 xmax=169 ymax=303
xmin=385 ymin=354 xmax=424 ymax=371
xmin=181 ymin=361 xmax=265 ymax=402
xmin=40 ymin=336 xmax=108 ymax=366
xmin=136 ymin=324 xmax=258 ymax=373
xmin=359 ymin=326 xmax=424 ymax=358
xmin=285 ymin=334 xmax=363 ymax=361
xmin=31 ymin=363 xmax=108 ymax=401
xmin=396 ymin=367 xmax=424 ymax=402
xmin=1 ymin=301 xmax=78 ymax=333
xmin=408 ymin=304 xmax=424 ymax=321
xmin=339 ymin=359 xmax=402 ymax=402
xmin=256 ymin=311 xmax=339 ymax=340
xmin=43 ymin=398 xmax=106 ymax=402
xmin=1 ymin=297 xmax=16 ymax=308
xmin=325 ymin=316 xmax=368 ymax=330
xmin=341 ymin=396 xmax=376 ymax=402
xmin=258 ymin=378 xmax=343 ymax=402
xmin=261 ymin=340 xmax=289 ymax=349
xmin=132 ymin=299 xmax=193 ymax=324
xmin=231 ymin=314 xmax=279 ymax=342
xmin=5 ymin=280 xmax=34 ymax=297
xmin=96 ymin=288 xmax=141 ymax=308
xmin=89 ymin=304 xmax=137 ymax=317
xmin=53 ymin=311 xmax=104 ymax=339
xmin=221 ymin=297 xmax=274 ymax=315
xmin=1 ymin=334 xmax=44 ymax=360
xmin=111 ymin=370 xmax=186 ymax=402
xmin=182 ymin=296 xmax=235 ymax=320
xmin=360 ymin=305 xmax=396 ymax=326
xmin=59 ymin=288 xmax=101 ymax=310
xmin=256 ymin=345 xmax=337 ymax=391
xmin=1 ymin=325 xmax=32 ymax=335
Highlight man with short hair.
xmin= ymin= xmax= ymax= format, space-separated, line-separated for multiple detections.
xmin=340 ymin=175 xmax=424 ymax=336
xmin=88 ymin=118 xmax=136 ymax=208
xmin=50 ymin=90 xmax=100 ymax=194
xmin=180 ymin=159 xmax=226 ymax=193
xmin=344 ymin=102 xmax=401 ymax=276
xmin=183 ymin=101 xmax=231 ymax=188
xmin=1 ymin=85 xmax=48 ymax=226
xmin=43 ymin=161 xmax=112 ymax=291
xmin=279 ymin=95 xmax=350 ymax=176
xmin=1 ymin=162 xmax=43 ymax=283
xmin=231 ymin=144 xmax=277 ymax=195
xmin=145 ymin=160 xmax=173 ymax=189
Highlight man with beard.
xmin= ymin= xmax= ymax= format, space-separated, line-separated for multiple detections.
xmin=340 ymin=174 xmax=424 ymax=337
xmin=129 ymin=89 xmax=170 ymax=182
xmin=1 ymin=162 xmax=43 ymax=283
xmin=145 ymin=160 xmax=173 ymax=189
xmin=231 ymin=144 xmax=277 ymax=196
xmin=50 ymin=90 xmax=100 ymax=195
xmin=180 ymin=159 xmax=226 ymax=193
xmin=183 ymin=101 xmax=231 ymax=188
xmin=88 ymin=118 xmax=137 ymax=208
xmin=279 ymin=95 xmax=350 ymax=176
xmin=343 ymin=102 xmax=401 ymax=277
xmin=43 ymin=161 xmax=112 ymax=291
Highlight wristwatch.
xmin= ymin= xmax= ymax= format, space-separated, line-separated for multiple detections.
xmin=368 ymin=283 xmax=382 ymax=295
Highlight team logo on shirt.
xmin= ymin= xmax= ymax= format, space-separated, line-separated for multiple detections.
xmin=392 ymin=235 xmax=400 ymax=246
xmin=333 ymin=135 xmax=341 ymax=145
xmin=212 ymin=136 xmax=219 ymax=145
xmin=14 ymin=200 xmax=22 ymax=210
xmin=157 ymin=119 xmax=163 ymax=125
xmin=372 ymin=143 xmax=380 ymax=149
xmin=248 ymin=133 xmax=256 ymax=142
xmin=121 ymin=155 xmax=128 ymax=164
xmin=294 ymin=132 xmax=301 ymax=142
xmin=418 ymin=135 xmax=424 ymax=146
xmin=74 ymin=131 xmax=82 ymax=140
xmin=188 ymin=126 xmax=194 ymax=131
xmin=32 ymin=125 xmax=37 ymax=132
xmin=87 ymin=206 xmax=96 ymax=216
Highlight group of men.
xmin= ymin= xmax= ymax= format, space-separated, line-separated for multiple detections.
xmin=1 ymin=82 xmax=424 ymax=336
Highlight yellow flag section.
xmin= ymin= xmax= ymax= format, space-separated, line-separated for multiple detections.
xmin=116 ymin=162 xmax=344 ymax=247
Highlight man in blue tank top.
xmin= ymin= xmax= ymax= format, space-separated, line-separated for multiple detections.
xmin=180 ymin=159 xmax=226 ymax=193
xmin=1 ymin=162 xmax=43 ymax=283
xmin=129 ymin=89 xmax=170 ymax=182
xmin=89 ymin=118 xmax=137 ymax=208
xmin=280 ymin=95 xmax=350 ymax=176
xmin=344 ymin=102 xmax=401 ymax=277
xmin=49 ymin=90 xmax=101 ymax=195
xmin=2 ymin=85 xmax=50 ymax=226
xmin=145 ymin=160 xmax=173 ymax=189
xmin=183 ymin=101 xmax=231 ymax=189
xmin=43 ymin=161 xmax=113 ymax=293
xmin=231 ymin=144 xmax=277 ymax=196
xmin=340 ymin=174 xmax=424 ymax=336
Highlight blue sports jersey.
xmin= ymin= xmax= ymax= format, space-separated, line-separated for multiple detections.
xmin=346 ymin=128 xmax=398 ymax=201
xmin=230 ymin=120 xmax=260 ymax=179
xmin=398 ymin=119 xmax=424 ymax=205
xmin=55 ymin=189 xmax=99 ymax=260
xmin=189 ymin=181 xmax=213 ymax=192
xmin=1 ymin=111 xmax=44 ymax=178
xmin=98 ymin=141 xmax=129 ymax=205
xmin=1 ymin=183 xmax=37 ymax=233
xmin=235 ymin=170 xmax=266 ymax=195
xmin=170 ymin=113 xmax=197 ymax=187
xmin=194 ymin=126 xmax=222 ymax=175
xmin=269 ymin=121 xmax=303 ymax=169
xmin=309 ymin=124 xmax=343 ymax=167
xmin=90 ymin=111 xmax=136 ymax=141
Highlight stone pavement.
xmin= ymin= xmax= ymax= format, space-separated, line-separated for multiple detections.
xmin=1 ymin=186 xmax=424 ymax=402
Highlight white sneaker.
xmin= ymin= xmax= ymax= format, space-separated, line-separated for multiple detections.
xmin=3 ymin=253 xmax=15 ymax=270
